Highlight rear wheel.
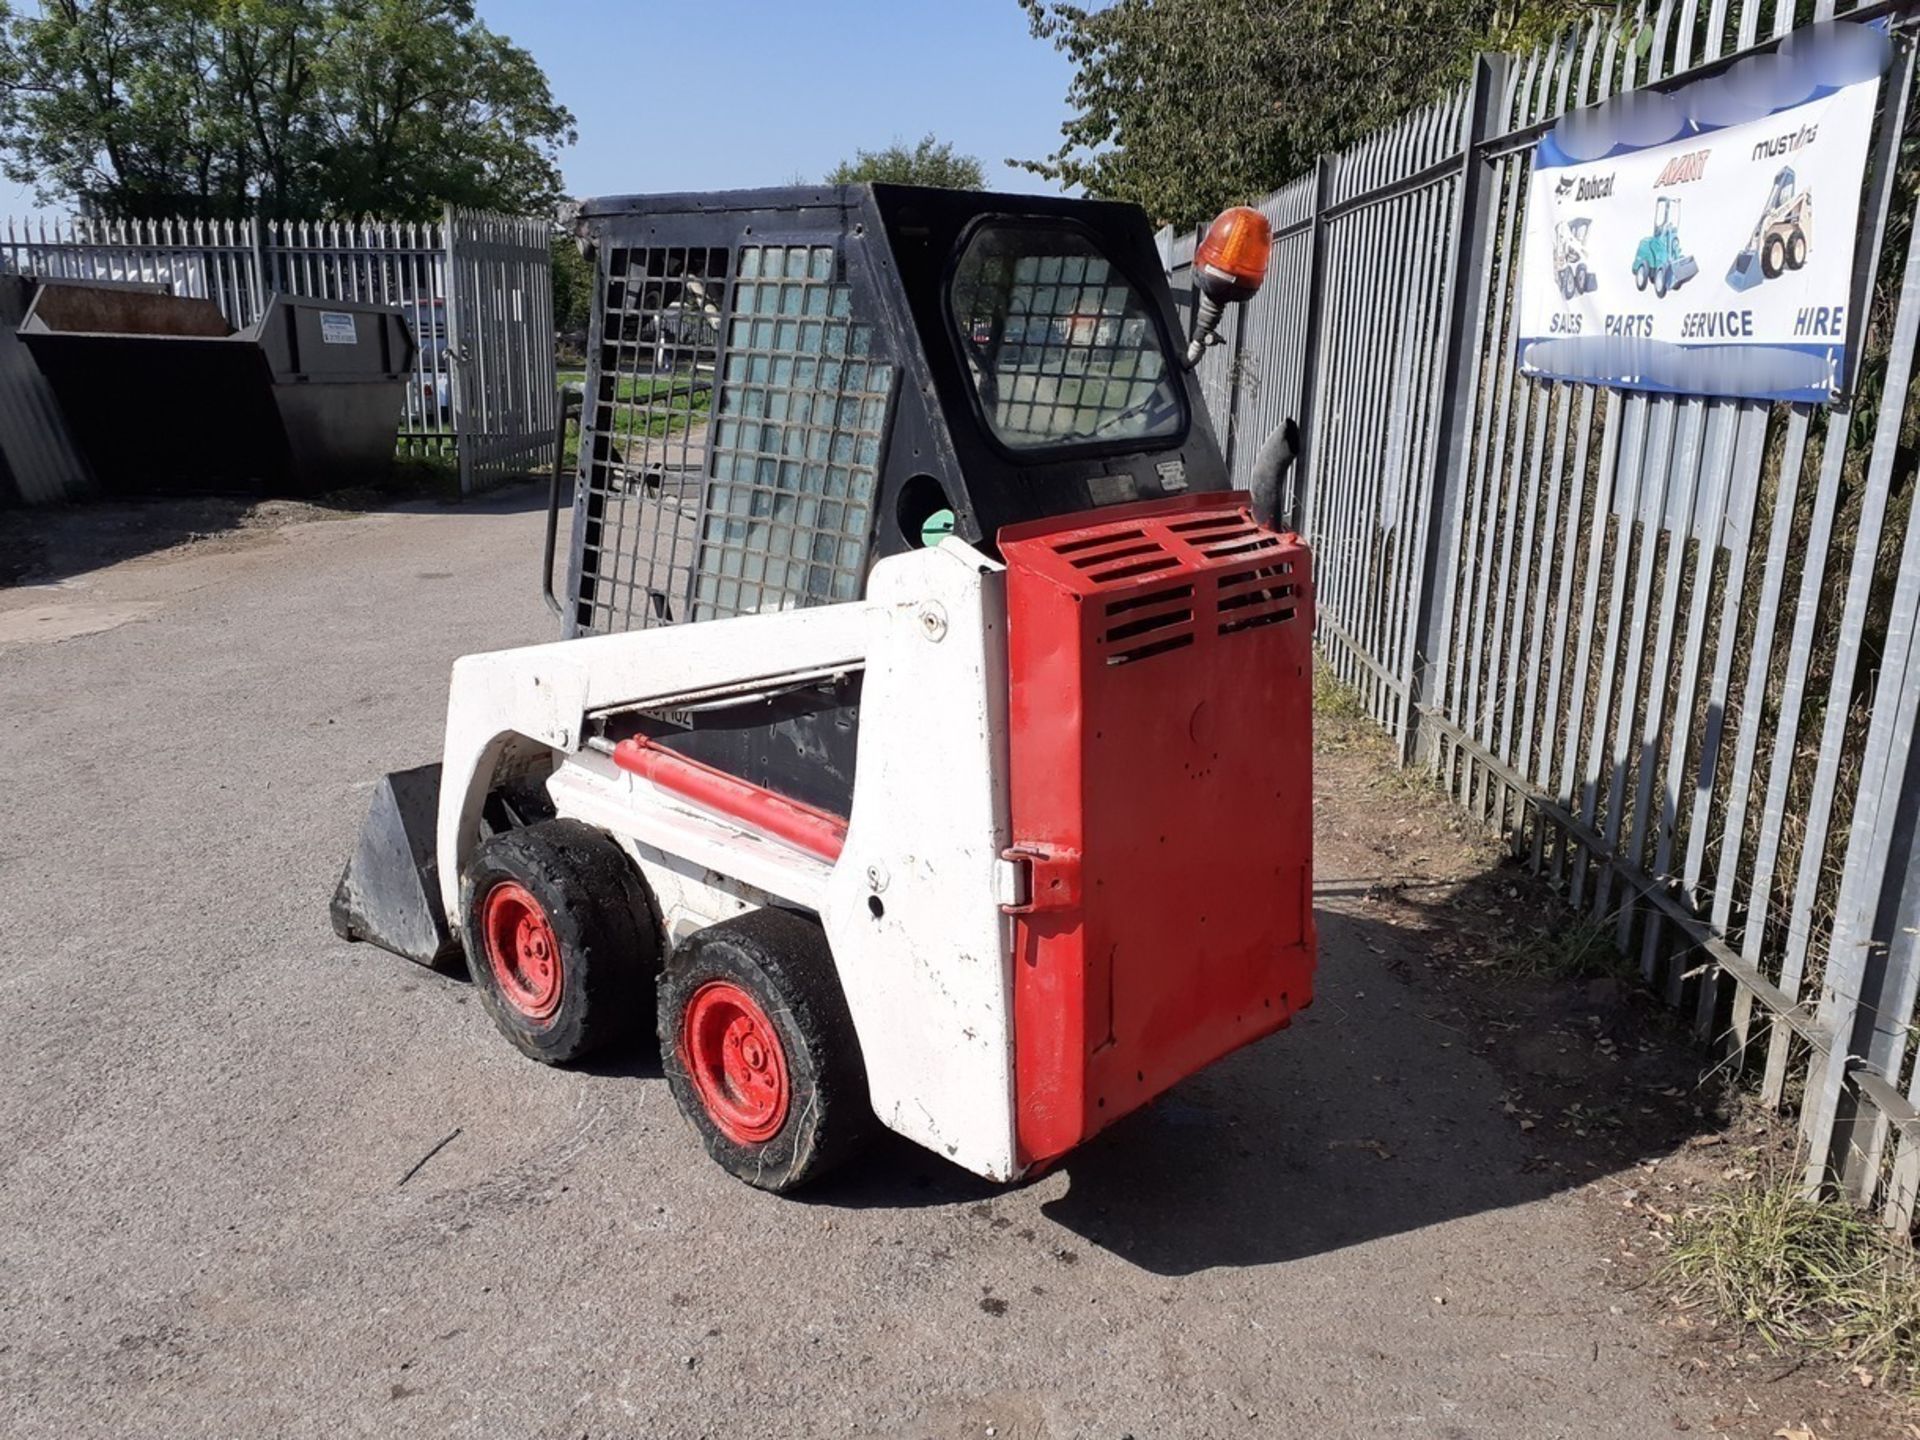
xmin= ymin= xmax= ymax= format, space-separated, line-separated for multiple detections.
xmin=1763 ymin=234 xmax=1786 ymax=279
xmin=1572 ymin=262 xmax=1588 ymax=297
xmin=659 ymin=908 xmax=875 ymax=1192
xmin=1654 ymin=264 xmax=1671 ymax=298
xmin=1633 ymin=262 xmax=1648 ymax=292
xmin=1787 ymin=229 xmax=1807 ymax=269
xmin=459 ymin=819 xmax=660 ymax=1064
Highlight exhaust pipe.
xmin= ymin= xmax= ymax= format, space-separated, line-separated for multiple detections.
xmin=1249 ymin=418 xmax=1301 ymax=531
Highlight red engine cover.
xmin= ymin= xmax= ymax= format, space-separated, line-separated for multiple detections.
xmin=1000 ymin=493 xmax=1316 ymax=1170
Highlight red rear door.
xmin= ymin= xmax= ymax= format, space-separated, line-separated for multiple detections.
xmin=1000 ymin=493 xmax=1316 ymax=1169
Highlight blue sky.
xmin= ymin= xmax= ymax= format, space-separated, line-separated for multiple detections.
xmin=0 ymin=0 xmax=1083 ymax=219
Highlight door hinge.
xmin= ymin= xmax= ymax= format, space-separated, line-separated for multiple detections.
xmin=999 ymin=844 xmax=1083 ymax=916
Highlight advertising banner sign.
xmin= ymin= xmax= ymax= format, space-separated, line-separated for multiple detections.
xmin=1518 ymin=21 xmax=1888 ymax=403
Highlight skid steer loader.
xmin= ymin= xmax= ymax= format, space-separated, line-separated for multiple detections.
xmin=331 ymin=185 xmax=1316 ymax=1192
xmin=1728 ymin=167 xmax=1813 ymax=291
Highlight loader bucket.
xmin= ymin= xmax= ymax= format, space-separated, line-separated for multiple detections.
xmin=329 ymin=763 xmax=462 ymax=969
xmin=1727 ymin=249 xmax=1761 ymax=291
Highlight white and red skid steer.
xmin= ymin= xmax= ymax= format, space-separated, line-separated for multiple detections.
xmin=332 ymin=184 xmax=1316 ymax=1192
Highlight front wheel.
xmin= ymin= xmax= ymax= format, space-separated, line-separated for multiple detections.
xmin=1633 ymin=262 xmax=1648 ymax=292
xmin=459 ymin=819 xmax=660 ymax=1064
xmin=659 ymin=909 xmax=875 ymax=1192
xmin=1572 ymin=262 xmax=1589 ymax=297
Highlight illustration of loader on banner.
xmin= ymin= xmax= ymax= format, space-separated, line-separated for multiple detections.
xmin=1728 ymin=168 xmax=1813 ymax=290
xmin=1631 ymin=197 xmax=1700 ymax=299
xmin=1554 ymin=218 xmax=1595 ymax=300
xmin=1518 ymin=18 xmax=1889 ymax=402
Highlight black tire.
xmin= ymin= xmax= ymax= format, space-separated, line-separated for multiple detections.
xmin=1654 ymin=264 xmax=1670 ymax=298
xmin=1763 ymin=235 xmax=1786 ymax=279
xmin=458 ymin=819 xmax=660 ymax=1065
xmin=1787 ymin=229 xmax=1807 ymax=270
xmin=1572 ymin=262 xmax=1589 ymax=296
xmin=658 ymin=908 xmax=875 ymax=1193
xmin=1633 ymin=262 xmax=1648 ymax=292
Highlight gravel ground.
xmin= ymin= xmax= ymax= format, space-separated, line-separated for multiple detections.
xmin=1 ymin=489 xmax=1734 ymax=1438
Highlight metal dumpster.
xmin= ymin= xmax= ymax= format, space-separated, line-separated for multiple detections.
xmin=18 ymin=286 xmax=416 ymax=497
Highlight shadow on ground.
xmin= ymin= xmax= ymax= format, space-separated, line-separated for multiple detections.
xmin=808 ymin=851 xmax=1732 ymax=1277
xmin=3 ymin=475 xmax=549 ymax=588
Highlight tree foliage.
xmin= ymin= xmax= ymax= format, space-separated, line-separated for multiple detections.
xmin=550 ymin=231 xmax=592 ymax=334
xmin=826 ymin=134 xmax=986 ymax=190
xmin=1017 ymin=0 xmax=1588 ymax=229
xmin=0 ymin=0 xmax=576 ymax=220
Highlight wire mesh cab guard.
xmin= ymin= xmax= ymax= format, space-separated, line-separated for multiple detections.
xmin=563 ymin=184 xmax=1240 ymax=819
xmin=565 ymin=184 xmax=1235 ymax=639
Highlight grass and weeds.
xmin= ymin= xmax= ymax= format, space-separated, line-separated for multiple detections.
xmin=1500 ymin=915 xmax=1639 ymax=983
xmin=377 ymin=448 xmax=463 ymax=502
xmin=557 ymin=368 xmax=711 ymax=407
xmin=1662 ymin=1174 xmax=1920 ymax=1392
xmin=1310 ymin=658 xmax=1462 ymax=814
xmin=1312 ymin=660 xmax=1371 ymax=725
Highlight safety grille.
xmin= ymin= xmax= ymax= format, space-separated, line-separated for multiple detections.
xmin=700 ymin=245 xmax=892 ymax=620
xmin=574 ymin=245 xmax=728 ymax=633
xmin=949 ymin=226 xmax=1181 ymax=451
xmin=572 ymin=241 xmax=893 ymax=634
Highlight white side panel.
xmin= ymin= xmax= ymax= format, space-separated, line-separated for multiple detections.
xmin=433 ymin=558 xmax=1018 ymax=1181
xmin=435 ymin=602 xmax=868 ymax=919
xmin=625 ymin=844 xmax=766 ymax=945
xmin=822 ymin=541 xmax=1019 ymax=1180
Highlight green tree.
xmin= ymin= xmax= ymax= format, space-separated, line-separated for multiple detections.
xmin=0 ymin=0 xmax=576 ymax=220
xmin=826 ymin=133 xmax=986 ymax=190
xmin=550 ymin=230 xmax=592 ymax=334
xmin=1017 ymin=0 xmax=1588 ymax=229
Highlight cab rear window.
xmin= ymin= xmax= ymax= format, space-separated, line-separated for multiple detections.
xmin=948 ymin=223 xmax=1183 ymax=453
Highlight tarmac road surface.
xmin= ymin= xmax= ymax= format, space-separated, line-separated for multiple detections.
xmin=0 ymin=489 xmax=1709 ymax=1438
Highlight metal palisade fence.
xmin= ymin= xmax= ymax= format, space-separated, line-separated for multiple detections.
xmin=1168 ymin=0 xmax=1920 ymax=1224
xmin=0 ymin=207 xmax=554 ymax=498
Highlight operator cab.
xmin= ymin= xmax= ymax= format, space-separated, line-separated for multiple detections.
xmin=564 ymin=184 xmax=1256 ymax=816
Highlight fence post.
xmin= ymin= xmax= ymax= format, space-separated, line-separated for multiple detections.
xmin=1398 ymin=51 xmax=1508 ymax=766
xmin=1220 ymin=287 xmax=1246 ymax=478
xmin=1289 ymin=155 xmax=1333 ymax=534
xmin=248 ymin=214 xmax=268 ymax=324
xmin=444 ymin=203 xmax=473 ymax=496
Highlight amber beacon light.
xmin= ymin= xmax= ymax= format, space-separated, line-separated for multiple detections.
xmin=1185 ymin=205 xmax=1272 ymax=368
xmin=1195 ymin=206 xmax=1273 ymax=301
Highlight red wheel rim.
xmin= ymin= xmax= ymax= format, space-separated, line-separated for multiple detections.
xmin=481 ymin=882 xmax=564 ymax=1021
xmin=680 ymin=981 xmax=790 ymax=1144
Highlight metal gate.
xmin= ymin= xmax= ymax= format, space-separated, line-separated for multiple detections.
xmin=445 ymin=209 xmax=557 ymax=493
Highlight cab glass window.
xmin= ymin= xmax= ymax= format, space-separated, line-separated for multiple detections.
xmin=948 ymin=224 xmax=1183 ymax=452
